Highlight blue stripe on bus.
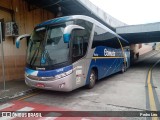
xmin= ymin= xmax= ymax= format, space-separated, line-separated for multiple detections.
xmin=85 ymin=47 xmax=124 ymax=85
xmin=37 ymin=16 xmax=71 ymax=27
xmin=85 ymin=58 xmax=123 ymax=85
xmin=25 ymin=65 xmax=73 ymax=77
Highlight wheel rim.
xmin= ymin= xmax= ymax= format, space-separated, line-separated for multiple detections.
xmin=90 ymin=72 xmax=95 ymax=86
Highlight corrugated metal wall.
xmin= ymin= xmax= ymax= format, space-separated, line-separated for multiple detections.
xmin=0 ymin=0 xmax=55 ymax=81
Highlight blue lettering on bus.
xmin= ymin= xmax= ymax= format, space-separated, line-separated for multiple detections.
xmin=86 ymin=46 xmax=124 ymax=85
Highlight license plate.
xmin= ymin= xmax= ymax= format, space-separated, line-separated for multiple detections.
xmin=36 ymin=83 xmax=45 ymax=88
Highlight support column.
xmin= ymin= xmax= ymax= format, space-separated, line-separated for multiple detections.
xmin=0 ymin=22 xmax=6 ymax=90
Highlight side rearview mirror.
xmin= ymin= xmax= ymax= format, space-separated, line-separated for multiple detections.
xmin=63 ymin=25 xmax=85 ymax=43
xmin=16 ymin=34 xmax=30 ymax=48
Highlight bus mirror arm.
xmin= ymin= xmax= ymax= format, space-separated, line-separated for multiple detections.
xmin=63 ymin=25 xmax=85 ymax=43
xmin=16 ymin=34 xmax=30 ymax=48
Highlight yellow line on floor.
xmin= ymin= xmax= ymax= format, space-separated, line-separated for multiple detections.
xmin=147 ymin=68 xmax=158 ymax=120
xmin=18 ymin=92 xmax=40 ymax=101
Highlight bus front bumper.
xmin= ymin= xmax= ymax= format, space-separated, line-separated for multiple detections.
xmin=25 ymin=74 xmax=73 ymax=92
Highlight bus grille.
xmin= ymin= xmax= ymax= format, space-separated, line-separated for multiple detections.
xmin=27 ymin=75 xmax=57 ymax=81
xmin=27 ymin=75 xmax=41 ymax=81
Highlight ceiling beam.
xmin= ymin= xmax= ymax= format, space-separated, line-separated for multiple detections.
xmin=0 ymin=6 xmax=14 ymax=14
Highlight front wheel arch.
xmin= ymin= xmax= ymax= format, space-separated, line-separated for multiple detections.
xmin=86 ymin=67 xmax=98 ymax=89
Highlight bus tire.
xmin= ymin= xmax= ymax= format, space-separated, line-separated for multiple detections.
xmin=87 ymin=70 xmax=96 ymax=89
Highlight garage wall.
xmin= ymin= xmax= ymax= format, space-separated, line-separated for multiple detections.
xmin=0 ymin=0 xmax=55 ymax=81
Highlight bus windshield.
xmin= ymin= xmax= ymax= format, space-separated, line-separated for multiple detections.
xmin=27 ymin=21 xmax=73 ymax=68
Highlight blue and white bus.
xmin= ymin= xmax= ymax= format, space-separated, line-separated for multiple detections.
xmin=16 ymin=15 xmax=129 ymax=91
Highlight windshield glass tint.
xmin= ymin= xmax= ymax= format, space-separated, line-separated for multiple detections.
xmin=27 ymin=28 xmax=46 ymax=66
xmin=45 ymin=25 xmax=69 ymax=65
xmin=27 ymin=21 xmax=73 ymax=67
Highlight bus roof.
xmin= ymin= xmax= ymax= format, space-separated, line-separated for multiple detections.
xmin=37 ymin=15 xmax=129 ymax=44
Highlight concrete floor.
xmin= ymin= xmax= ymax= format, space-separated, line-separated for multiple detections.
xmin=23 ymin=50 xmax=160 ymax=113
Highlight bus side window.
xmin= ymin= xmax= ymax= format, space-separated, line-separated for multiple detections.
xmin=92 ymin=25 xmax=122 ymax=50
xmin=72 ymin=20 xmax=93 ymax=62
xmin=72 ymin=35 xmax=84 ymax=57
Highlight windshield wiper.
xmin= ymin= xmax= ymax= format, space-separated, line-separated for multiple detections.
xmin=29 ymin=41 xmax=42 ymax=65
xmin=29 ymin=47 xmax=40 ymax=65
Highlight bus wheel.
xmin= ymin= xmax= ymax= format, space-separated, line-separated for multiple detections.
xmin=121 ymin=63 xmax=127 ymax=73
xmin=87 ymin=70 xmax=96 ymax=89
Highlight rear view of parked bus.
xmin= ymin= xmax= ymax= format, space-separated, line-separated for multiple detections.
xmin=16 ymin=15 xmax=129 ymax=91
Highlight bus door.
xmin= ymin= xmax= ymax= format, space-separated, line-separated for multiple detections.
xmin=70 ymin=20 xmax=93 ymax=88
